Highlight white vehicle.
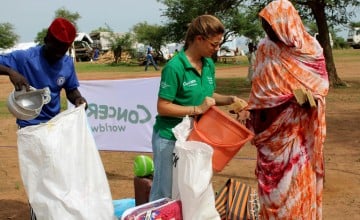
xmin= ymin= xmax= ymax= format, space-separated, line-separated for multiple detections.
xmin=347 ymin=27 xmax=360 ymax=49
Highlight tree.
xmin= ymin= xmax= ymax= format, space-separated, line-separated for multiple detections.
xmin=158 ymin=0 xmax=243 ymax=47
xmin=231 ymin=6 xmax=263 ymax=44
xmin=132 ymin=22 xmax=168 ymax=61
xmin=297 ymin=0 xmax=359 ymax=86
xmin=34 ymin=7 xmax=81 ymax=45
xmin=54 ymin=7 xmax=81 ymax=30
xmin=0 ymin=22 xmax=19 ymax=49
xmin=34 ymin=29 xmax=48 ymax=45
xmin=350 ymin=21 xmax=360 ymax=28
xmin=90 ymin=23 xmax=135 ymax=63
xmin=304 ymin=22 xmax=348 ymax=49
xmin=333 ymin=36 xmax=350 ymax=49
xmin=250 ymin=0 xmax=360 ymax=87
xmin=158 ymin=0 xmax=360 ymax=87
xmin=108 ymin=32 xmax=134 ymax=63
xmin=303 ymin=1 xmax=343 ymax=86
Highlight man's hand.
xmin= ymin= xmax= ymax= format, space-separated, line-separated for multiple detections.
xmin=75 ymin=96 xmax=87 ymax=109
xmin=8 ymin=70 xmax=30 ymax=91
xmin=66 ymin=88 xmax=87 ymax=110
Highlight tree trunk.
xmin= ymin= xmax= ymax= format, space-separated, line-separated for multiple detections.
xmin=113 ymin=47 xmax=122 ymax=64
xmin=311 ymin=1 xmax=347 ymax=88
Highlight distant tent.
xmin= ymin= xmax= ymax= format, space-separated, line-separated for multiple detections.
xmin=0 ymin=42 xmax=38 ymax=54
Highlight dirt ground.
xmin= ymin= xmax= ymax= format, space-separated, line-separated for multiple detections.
xmin=0 ymin=54 xmax=359 ymax=219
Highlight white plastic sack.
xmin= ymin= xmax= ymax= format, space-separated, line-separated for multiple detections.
xmin=17 ymin=104 xmax=116 ymax=220
xmin=172 ymin=116 xmax=220 ymax=220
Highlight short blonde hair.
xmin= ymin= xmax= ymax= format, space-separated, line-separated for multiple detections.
xmin=184 ymin=15 xmax=224 ymax=49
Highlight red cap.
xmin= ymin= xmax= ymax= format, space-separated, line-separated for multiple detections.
xmin=48 ymin=18 xmax=76 ymax=44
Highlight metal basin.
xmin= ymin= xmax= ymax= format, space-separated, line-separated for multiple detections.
xmin=7 ymin=86 xmax=51 ymax=120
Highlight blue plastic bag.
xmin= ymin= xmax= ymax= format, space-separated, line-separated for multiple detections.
xmin=113 ymin=198 xmax=136 ymax=219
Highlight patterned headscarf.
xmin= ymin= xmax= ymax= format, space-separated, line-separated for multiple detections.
xmin=248 ymin=0 xmax=329 ymax=109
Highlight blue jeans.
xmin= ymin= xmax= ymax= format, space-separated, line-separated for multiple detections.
xmin=145 ymin=55 xmax=159 ymax=71
xmin=149 ymin=131 xmax=175 ymax=201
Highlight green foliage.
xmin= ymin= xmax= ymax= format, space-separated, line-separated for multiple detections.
xmin=34 ymin=29 xmax=47 ymax=45
xmin=305 ymin=21 xmax=318 ymax=35
xmin=108 ymin=32 xmax=134 ymax=63
xmin=90 ymin=24 xmax=135 ymax=63
xmin=231 ymin=6 xmax=263 ymax=43
xmin=54 ymin=7 xmax=81 ymax=30
xmin=302 ymin=21 xmax=351 ymax=49
xmin=333 ymin=36 xmax=350 ymax=49
xmin=0 ymin=22 xmax=19 ymax=49
xmin=109 ymin=33 xmax=133 ymax=50
xmin=157 ymin=0 xmax=359 ymax=49
xmin=246 ymin=0 xmax=360 ymax=86
xmin=158 ymin=0 xmax=244 ymax=44
xmin=350 ymin=21 xmax=360 ymax=28
xmin=132 ymin=22 xmax=168 ymax=54
xmin=248 ymin=0 xmax=360 ymax=27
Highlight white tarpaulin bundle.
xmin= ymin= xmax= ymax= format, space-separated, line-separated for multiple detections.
xmin=17 ymin=105 xmax=116 ymax=220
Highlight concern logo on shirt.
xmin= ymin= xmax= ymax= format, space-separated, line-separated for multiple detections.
xmin=57 ymin=77 xmax=65 ymax=86
xmin=183 ymin=79 xmax=197 ymax=87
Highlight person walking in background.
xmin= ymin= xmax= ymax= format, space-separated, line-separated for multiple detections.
xmin=149 ymin=14 xmax=248 ymax=201
xmin=246 ymin=42 xmax=256 ymax=83
xmin=245 ymin=0 xmax=329 ymax=219
xmin=145 ymin=43 xmax=159 ymax=71
xmin=93 ymin=47 xmax=100 ymax=61
xmin=0 ymin=17 xmax=87 ymax=219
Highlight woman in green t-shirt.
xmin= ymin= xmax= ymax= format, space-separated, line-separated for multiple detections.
xmin=149 ymin=14 xmax=249 ymax=201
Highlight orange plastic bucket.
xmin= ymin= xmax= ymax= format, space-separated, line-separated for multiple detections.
xmin=187 ymin=106 xmax=254 ymax=172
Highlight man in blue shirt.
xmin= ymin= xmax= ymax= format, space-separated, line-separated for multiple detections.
xmin=0 ymin=17 xmax=87 ymax=128
xmin=145 ymin=43 xmax=159 ymax=71
xmin=0 ymin=17 xmax=87 ymax=219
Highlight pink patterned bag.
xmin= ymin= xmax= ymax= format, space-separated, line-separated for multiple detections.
xmin=121 ymin=198 xmax=182 ymax=220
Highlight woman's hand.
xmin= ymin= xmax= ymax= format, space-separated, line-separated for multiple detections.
xmin=235 ymin=110 xmax=250 ymax=125
xmin=196 ymin=96 xmax=216 ymax=114
xmin=229 ymin=97 xmax=250 ymax=124
xmin=229 ymin=97 xmax=248 ymax=112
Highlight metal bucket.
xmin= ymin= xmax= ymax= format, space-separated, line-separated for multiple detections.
xmin=7 ymin=86 xmax=51 ymax=120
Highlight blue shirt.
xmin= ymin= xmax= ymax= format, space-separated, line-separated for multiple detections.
xmin=0 ymin=45 xmax=80 ymax=127
xmin=146 ymin=46 xmax=153 ymax=59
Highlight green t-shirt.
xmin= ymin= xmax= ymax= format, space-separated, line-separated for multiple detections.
xmin=153 ymin=50 xmax=216 ymax=140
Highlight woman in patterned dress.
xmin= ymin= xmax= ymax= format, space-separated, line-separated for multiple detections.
xmin=246 ymin=0 xmax=329 ymax=219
